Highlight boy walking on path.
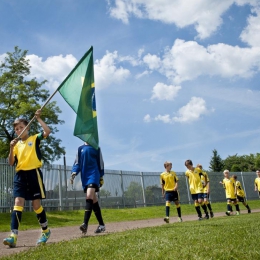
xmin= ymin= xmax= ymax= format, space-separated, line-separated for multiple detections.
xmin=220 ymin=170 xmax=241 ymax=216
xmin=160 ymin=161 xmax=182 ymax=223
xmin=232 ymin=175 xmax=251 ymax=213
xmin=71 ymin=143 xmax=105 ymax=234
xmin=185 ymin=160 xmax=209 ymax=220
xmin=196 ymin=164 xmax=214 ymax=218
xmin=3 ymin=109 xmax=51 ymax=248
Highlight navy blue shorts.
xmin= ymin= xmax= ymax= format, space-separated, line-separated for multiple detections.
xmin=202 ymin=193 xmax=209 ymax=199
xmin=13 ymin=169 xmax=46 ymax=200
xmin=165 ymin=191 xmax=180 ymax=202
xmin=84 ymin=183 xmax=99 ymax=193
xmin=191 ymin=193 xmax=204 ymax=201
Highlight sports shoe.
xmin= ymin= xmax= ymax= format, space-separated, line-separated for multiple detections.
xmin=225 ymin=211 xmax=230 ymax=216
xmin=178 ymin=217 xmax=183 ymax=222
xmin=36 ymin=229 xmax=51 ymax=245
xmin=210 ymin=211 xmax=214 ymax=218
xmin=163 ymin=217 xmax=169 ymax=223
xmin=236 ymin=211 xmax=240 ymax=216
xmin=248 ymin=208 xmax=251 ymax=213
xmin=198 ymin=217 xmax=203 ymax=221
xmin=3 ymin=234 xmax=17 ymax=248
xmin=79 ymin=223 xmax=88 ymax=234
xmin=204 ymin=215 xmax=209 ymax=219
xmin=94 ymin=225 xmax=106 ymax=233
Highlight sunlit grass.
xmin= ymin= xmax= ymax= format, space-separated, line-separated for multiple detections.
xmin=1 ymin=212 xmax=260 ymax=260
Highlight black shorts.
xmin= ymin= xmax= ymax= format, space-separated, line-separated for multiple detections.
xmin=84 ymin=183 xmax=99 ymax=193
xmin=13 ymin=169 xmax=46 ymax=200
xmin=165 ymin=191 xmax=180 ymax=202
xmin=237 ymin=195 xmax=246 ymax=202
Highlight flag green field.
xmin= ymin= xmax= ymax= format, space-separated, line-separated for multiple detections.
xmin=58 ymin=46 xmax=99 ymax=149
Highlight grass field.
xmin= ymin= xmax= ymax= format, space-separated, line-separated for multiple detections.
xmin=1 ymin=201 xmax=260 ymax=259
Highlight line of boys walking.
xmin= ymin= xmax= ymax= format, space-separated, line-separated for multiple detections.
xmin=160 ymin=159 xmax=257 ymax=223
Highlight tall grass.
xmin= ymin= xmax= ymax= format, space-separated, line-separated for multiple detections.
xmin=1 ymin=212 xmax=260 ymax=260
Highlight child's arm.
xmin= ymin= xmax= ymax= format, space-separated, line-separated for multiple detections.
xmin=35 ymin=109 xmax=51 ymax=137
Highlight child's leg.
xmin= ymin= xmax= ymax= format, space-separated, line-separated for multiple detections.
xmin=33 ymin=200 xmax=48 ymax=231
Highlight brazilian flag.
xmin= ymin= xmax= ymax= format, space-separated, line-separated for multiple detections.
xmin=58 ymin=46 xmax=99 ymax=149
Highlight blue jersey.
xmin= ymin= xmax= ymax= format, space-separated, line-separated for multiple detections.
xmin=72 ymin=144 xmax=104 ymax=189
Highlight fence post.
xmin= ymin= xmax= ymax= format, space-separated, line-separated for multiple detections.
xmin=120 ymin=171 xmax=125 ymax=208
xmin=185 ymin=176 xmax=191 ymax=204
xmin=140 ymin=172 xmax=146 ymax=207
xmin=63 ymin=153 xmax=68 ymax=209
xmin=241 ymin=171 xmax=247 ymax=199
xmin=58 ymin=165 xmax=63 ymax=211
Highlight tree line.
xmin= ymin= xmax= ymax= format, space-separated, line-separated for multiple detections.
xmin=209 ymin=149 xmax=260 ymax=172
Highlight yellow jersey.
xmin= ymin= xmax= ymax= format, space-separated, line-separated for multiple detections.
xmin=185 ymin=167 xmax=206 ymax=194
xmin=222 ymin=177 xmax=236 ymax=199
xmin=254 ymin=177 xmax=260 ymax=191
xmin=13 ymin=133 xmax=44 ymax=171
xmin=160 ymin=171 xmax=178 ymax=191
xmin=235 ymin=180 xmax=245 ymax=197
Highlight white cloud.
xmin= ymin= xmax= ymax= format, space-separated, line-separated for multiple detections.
xmin=135 ymin=70 xmax=150 ymax=79
xmin=94 ymin=51 xmax=131 ymax=89
xmin=108 ymin=0 xmax=258 ymax=39
xmin=143 ymin=114 xmax=151 ymax=123
xmin=154 ymin=114 xmax=171 ymax=123
xmin=144 ymin=39 xmax=260 ymax=83
xmin=0 ymin=53 xmax=7 ymax=63
xmin=151 ymin=82 xmax=181 ymax=101
xmin=143 ymin=53 xmax=161 ymax=70
xmin=240 ymin=6 xmax=260 ymax=47
xmin=173 ymin=97 xmax=209 ymax=122
xmin=28 ymin=54 xmax=78 ymax=89
xmin=147 ymin=97 xmax=211 ymax=124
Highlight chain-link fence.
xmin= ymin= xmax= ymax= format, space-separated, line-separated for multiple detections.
xmin=0 ymin=158 xmax=258 ymax=212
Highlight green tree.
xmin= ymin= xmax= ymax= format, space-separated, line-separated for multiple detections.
xmin=209 ymin=149 xmax=224 ymax=172
xmin=255 ymin=153 xmax=260 ymax=170
xmin=124 ymin=181 xmax=143 ymax=206
xmin=99 ymin=189 xmax=111 ymax=197
xmin=0 ymin=46 xmax=64 ymax=162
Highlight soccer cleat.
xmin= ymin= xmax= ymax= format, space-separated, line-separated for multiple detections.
xmin=225 ymin=211 xmax=230 ymax=216
xmin=236 ymin=211 xmax=240 ymax=216
xmin=94 ymin=225 xmax=106 ymax=233
xmin=210 ymin=211 xmax=214 ymax=218
xmin=79 ymin=223 xmax=88 ymax=234
xmin=178 ymin=217 xmax=183 ymax=222
xmin=36 ymin=229 xmax=51 ymax=245
xmin=163 ymin=217 xmax=169 ymax=223
xmin=248 ymin=208 xmax=251 ymax=213
xmin=3 ymin=234 xmax=17 ymax=248
xmin=204 ymin=215 xmax=209 ymax=220
xmin=198 ymin=217 xmax=203 ymax=221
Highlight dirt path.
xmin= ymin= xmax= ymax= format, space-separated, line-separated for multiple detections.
xmin=0 ymin=209 xmax=255 ymax=258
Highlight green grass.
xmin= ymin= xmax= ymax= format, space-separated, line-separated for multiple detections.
xmin=0 ymin=200 xmax=259 ymax=232
xmin=1 ymin=210 xmax=260 ymax=259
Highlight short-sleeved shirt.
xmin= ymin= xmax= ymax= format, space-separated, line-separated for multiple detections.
xmin=13 ymin=133 xmax=44 ymax=172
xmin=185 ymin=167 xmax=206 ymax=194
xmin=254 ymin=177 xmax=260 ymax=191
xmin=222 ymin=177 xmax=236 ymax=199
xmin=160 ymin=171 xmax=178 ymax=191
xmin=235 ymin=180 xmax=245 ymax=197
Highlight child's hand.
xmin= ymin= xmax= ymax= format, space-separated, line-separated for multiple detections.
xmin=35 ymin=109 xmax=42 ymax=119
xmin=10 ymin=139 xmax=18 ymax=148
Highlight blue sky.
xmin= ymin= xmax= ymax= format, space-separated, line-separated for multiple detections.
xmin=1 ymin=0 xmax=260 ymax=172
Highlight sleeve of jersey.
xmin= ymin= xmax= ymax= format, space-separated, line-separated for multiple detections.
xmin=97 ymin=148 xmax=105 ymax=177
xmin=71 ymin=148 xmax=81 ymax=174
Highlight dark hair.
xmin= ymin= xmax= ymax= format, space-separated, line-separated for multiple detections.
xmin=232 ymin=175 xmax=237 ymax=180
xmin=185 ymin=159 xmax=193 ymax=166
xmin=13 ymin=119 xmax=28 ymax=128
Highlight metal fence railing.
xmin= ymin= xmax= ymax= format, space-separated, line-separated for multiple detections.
xmin=0 ymin=158 xmax=259 ymax=212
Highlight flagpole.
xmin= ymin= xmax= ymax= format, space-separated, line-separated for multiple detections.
xmin=16 ymin=88 xmax=59 ymax=139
